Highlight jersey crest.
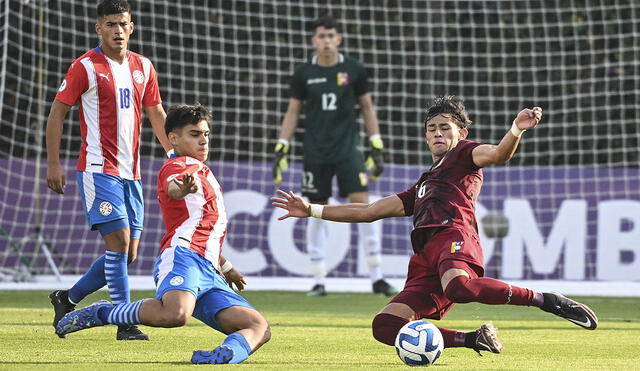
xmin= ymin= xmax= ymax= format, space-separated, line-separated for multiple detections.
xmin=337 ymin=72 xmax=349 ymax=86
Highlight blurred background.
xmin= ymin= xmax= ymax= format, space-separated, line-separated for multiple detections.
xmin=0 ymin=0 xmax=638 ymax=293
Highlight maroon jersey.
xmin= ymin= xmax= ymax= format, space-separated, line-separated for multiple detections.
xmin=396 ymin=140 xmax=483 ymax=251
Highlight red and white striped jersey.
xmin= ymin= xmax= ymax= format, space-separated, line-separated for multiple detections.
xmin=55 ymin=47 xmax=162 ymax=180
xmin=157 ymin=156 xmax=227 ymax=269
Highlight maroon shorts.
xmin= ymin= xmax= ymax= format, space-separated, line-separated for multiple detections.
xmin=390 ymin=227 xmax=484 ymax=320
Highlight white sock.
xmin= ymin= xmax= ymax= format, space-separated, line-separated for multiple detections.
xmin=307 ymin=218 xmax=328 ymax=285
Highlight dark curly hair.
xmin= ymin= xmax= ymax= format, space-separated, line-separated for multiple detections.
xmin=310 ymin=14 xmax=341 ymax=33
xmin=165 ymin=104 xmax=212 ymax=136
xmin=423 ymin=95 xmax=472 ymax=132
xmin=97 ymin=0 xmax=131 ymax=18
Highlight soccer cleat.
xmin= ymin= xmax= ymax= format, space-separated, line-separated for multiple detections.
xmin=191 ymin=346 xmax=235 ymax=364
xmin=372 ymin=279 xmax=398 ymax=297
xmin=472 ymin=322 xmax=504 ymax=355
xmin=49 ymin=290 xmax=76 ymax=339
xmin=541 ymin=292 xmax=598 ymax=330
xmin=55 ymin=299 xmax=111 ymax=336
xmin=307 ymin=284 xmax=327 ymax=297
xmin=116 ymin=325 xmax=150 ymax=341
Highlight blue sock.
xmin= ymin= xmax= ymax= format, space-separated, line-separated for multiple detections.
xmin=104 ymin=251 xmax=130 ymax=304
xmin=104 ymin=300 xmax=144 ymax=325
xmin=221 ymin=332 xmax=252 ymax=364
xmin=68 ymin=255 xmax=107 ymax=304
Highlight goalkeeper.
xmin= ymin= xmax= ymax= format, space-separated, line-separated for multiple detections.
xmin=273 ymin=15 xmax=396 ymax=297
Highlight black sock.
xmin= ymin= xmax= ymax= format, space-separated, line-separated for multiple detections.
xmin=60 ymin=290 xmax=72 ymax=306
xmin=464 ymin=331 xmax=478 ymax=348
xmin=540 ymin=293 xmax=557 ymax=313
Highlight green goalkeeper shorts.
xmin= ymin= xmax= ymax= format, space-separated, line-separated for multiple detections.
xmin=301 ymin=152 xmax=368 ymax=202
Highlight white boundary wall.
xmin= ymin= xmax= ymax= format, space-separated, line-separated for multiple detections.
xmin=1 ymin=275 xmax=639 ymax=297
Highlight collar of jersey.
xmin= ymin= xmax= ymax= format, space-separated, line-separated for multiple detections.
xmin=312 ymin=53 xmax=344 ymax=65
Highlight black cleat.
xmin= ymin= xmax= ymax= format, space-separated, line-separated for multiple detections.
xmin=49 ymin=290 xmax=75 ymax=339
xmin=306 ymin=284 xmax=327 ymax=297
xmin=541 ymin=292 xmax=598 ymax=330
xmin=372 ymin=279 xmax=398 ymax=297
xmin=471 ymin=322 xmax=504 ymax=355
xmin=116 ymin=325 xmax=150 ymax=340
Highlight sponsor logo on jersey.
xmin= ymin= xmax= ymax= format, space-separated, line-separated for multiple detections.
xmin=58 ymin=79 xmax=67 ymax=92
xmin=337 ymin=72 xmax=349 ymax=86
xmin=98 ymin=72 xmax=110 ymax=82
xmin=450 ymin=241 xmax=463 ymax=253
xmin=170 ymin=276 xmax=184 ymax=286
xmin=307 ymin=77 xmax=327 ymax=85
xmin=133 ymin=70 xmax=144 ymax=84
xmin=99 ymin=201 xmax=113 ymax=216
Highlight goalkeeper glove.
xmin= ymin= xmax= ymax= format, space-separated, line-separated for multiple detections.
xmin=273 ymin=139 xmax=290 ymax=185
xmin=365 ymin=134 xmax=384 ymax=180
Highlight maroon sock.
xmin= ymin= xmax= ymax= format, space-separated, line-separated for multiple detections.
xmin=444 ymin=275 xmax=543 ymax=306
xmin=372 ymin=313 xmax=409 ymax=346
xmin=439 ymin=327 xmax=467 ymax=348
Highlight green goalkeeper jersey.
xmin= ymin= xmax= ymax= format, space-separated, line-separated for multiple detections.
xmin=290 ymin=54 xmax=370 ymax=164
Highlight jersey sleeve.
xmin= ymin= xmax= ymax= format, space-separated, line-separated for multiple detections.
xmin=55 ymin=60 xmax=89 ymax=106
xmin=457 ymin=140 xmax=484 ymax=170
xmin=396 ymin=183 xmax=417 ymax=216
xmin=353 ymin=61 xmax=370 ymax=97
xmin=158 ymin=159 xmax=189 ymax=194
xmin=142 ymin=62 xmax=162 ymax=107
xmin=289 ymin=65 xmax=306 ymax=100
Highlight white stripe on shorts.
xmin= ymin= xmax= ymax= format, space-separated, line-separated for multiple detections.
xmin=155 ymin=246 xmax=176 ymax=290
xmin=82 ymin=172 xmax=96 ymax=212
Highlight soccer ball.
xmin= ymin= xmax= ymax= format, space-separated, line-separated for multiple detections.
xmin=395 ymin=320 xmax=444 ymax=366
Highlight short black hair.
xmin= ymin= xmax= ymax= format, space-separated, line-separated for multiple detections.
xmin=310 ymin=14 xmax=341 ymax=33
xmin=165 ymin=104 xmax=212 ymax=136
xmin=423 ymin=95 xmax=472 ymax=131
xmin=97 ymin=0 xmax=131 ymax=18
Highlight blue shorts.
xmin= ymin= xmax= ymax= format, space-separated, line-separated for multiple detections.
xmin=153 ymin=245 xmax=255 ymax=332
xmin=76 ymin=171 xmax=144 ymax=233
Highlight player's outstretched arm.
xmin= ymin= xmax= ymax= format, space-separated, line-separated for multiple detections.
xmin=472 ymin=107 xmax=543 ymax=167
xmin=271 ymin=189 xmax=405 ymax=223
xmin=46 ymin=99 xmax=72 ymax=194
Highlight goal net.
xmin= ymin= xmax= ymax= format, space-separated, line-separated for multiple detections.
xmin=1 ymin=0 xmax=638 ymax=283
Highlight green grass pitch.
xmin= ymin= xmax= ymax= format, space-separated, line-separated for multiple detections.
xmin=0 ymin=290 xmax=639 ymax=370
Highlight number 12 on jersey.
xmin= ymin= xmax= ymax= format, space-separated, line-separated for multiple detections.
xmin=322 ymin=93 xmax=337 ymax=111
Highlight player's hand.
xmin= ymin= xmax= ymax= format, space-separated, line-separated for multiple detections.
xmin=272 ymin=140 xmax=290 ymax=185
xmin=172 ymin=173 xmax=198 ymax=197
xmin=271 ymin=189 xmax=311 ymax=220
xmin=514 ymin=107 xmax=543 ymax=131
xmin=365 ymin=136 xmax=384 ymax=180
xmin=47 ymin=162 xmax=66 ymax=194
xmin=224 ymin=267 xmax=247 ymax=291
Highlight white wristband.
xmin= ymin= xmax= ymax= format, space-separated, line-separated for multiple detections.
xmin=166 ymin=149 xmax=175 ymax=158
xmin=220 ymin=260 xmax=233 ymax=274
xmin=369 ymin=134 xmax=381 ymax=142
xmin=510 ymin=120 xmax=525 ymax=138
xmin=309 ymin=204 xmax=324 ymax=218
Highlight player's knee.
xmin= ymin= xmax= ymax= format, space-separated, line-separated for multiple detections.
xmin=261 ymin=323 xmax=272 ymax=345
xmin=165 ymin=308 xmax=191 ymax=327
xmin=444 ymin=275 xmax=474 ymax=303
xmin=372 ymin=313 xmax=408 ymax=346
